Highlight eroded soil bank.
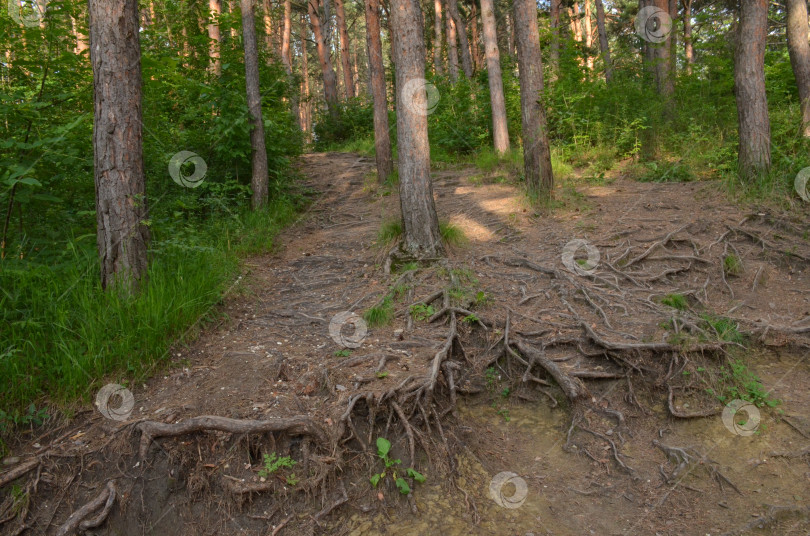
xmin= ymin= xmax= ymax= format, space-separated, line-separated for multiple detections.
xmin=2 ymin=153 xmax=809 ymax=536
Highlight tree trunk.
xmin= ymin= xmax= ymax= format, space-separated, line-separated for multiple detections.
xmin=241 ymin=0 xmax=270 ymax=207
xmin=470 ymin=1 xmax=482 ymax=71
xmin=88 ymin=0 xmax=149 ymax=292
xmin=668 ymin=0 xmax=677 ymax=79
xmin=228 ymin=0 xmax=239 ymax=38
xmin=446 ymin=0 xmax=473 ymax=79
xmin=513 ymin=0 xmax=553 ymax=197
xmin=570 ymin=3 xmax=582 ymax=42
xmin=683 ymin=0 xmax=693 ymax=73
xmin=391 ymin=0 xmax=444 ymax=259
xmin=365 ymin=0 xmax=394 ymax=181
xmin=335 ymin=0 xmax=356 ymax=98
xmin=445 ymin=0 xmax=460 ymax=81
xmin=583 ymin=0 xmax=593 ymax=70
xmin=506 ymin=12 xmax=515 ymax=56
xmin=208 ymin=0 xmax=222 ymax=76
xmin=594 ymin=0 xmax=612 ymax=83
xmin=734 ymin=0 xmax=771 ymax=179
xmin=301 ymin=13 xmax=312 ymax=139
xmin=433 ymin=0 xmax=444 ymax=75
xmin=480 ymin=0 xmax=510 ymax=153
xmin=787 ymin=0 xmax=810 ymax=137
xmin=262 ymin=0 xmax=273 ymax=51
xmin=281 ymin=0 xmax=301 ymax=128
xmin=550 ymin=0 xmax=560 ymax=72
xmin=308 ymin=0 xmax=339 ymax=116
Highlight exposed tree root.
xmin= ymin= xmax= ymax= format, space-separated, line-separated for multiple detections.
xmin=720 ymin=505 xmax=810 ymax=536
xmin=136 ymin=416 xmax=328 ymax=458
xmin=55 ymin=480 xmax=116 ymax=536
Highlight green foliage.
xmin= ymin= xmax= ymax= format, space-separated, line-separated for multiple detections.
xmin=409 ymin=303 xmax=435 ymax=322
xmin=661 ymin=293 xmax=688 ymax=311
xmin=313 ymin=99 xmax=376 ymax=150
xmin=334 ymin=349 xmax=352 ymax=357
xmin=702 ymin=358 xmax=781 ymax=409
xmin=258 ymin=452 xmax=297 ymax=479
xmin=0 ymin=0 xmax=304 ymax=432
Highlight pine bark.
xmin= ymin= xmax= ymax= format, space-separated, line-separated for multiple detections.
xmin=391 ymin=0 xmax=445 ymax=258
xmin=480 ymin=0 xmax=510 ymax=153
xmin=281 ymin=0 xmax=301 ymax=127
xmin=301 ymin=13 xmax=312 ymax=138
xmin=445 ymin=0 xmax=460 ymax=81
xmin=308 ymin=0 xmax=339 ymax=116
xmin=241 ymin=0 xmax=270 ymax=207
xmin=433 ymin=0 xmax=444 ymax=75
xmin=594 ymin=0 xmax=612 ymax=83
xmin=446 ymin=0 xmax=473 ymax=79
xmin=734 ymin=0 xmax=771 ymax=179
xmin=787 ymin=0 xmax=810 ymax=137
xmin=88 ymin=0 xmax=149 ymax=292
xmin=513 ymin=0 xmax=553 ymax=197
xmin=470 ymin=2 xmax=481 ymax=71
xmin=335 ymin=0 xmax=356 ymax=98
xmin=208 ymin=0 xmax=222 ymax=76
xmin=683 ymin=0 xmax=693 ymax=73
xmin=653 ymin=0 xmax=674 ymax=100
xmin=549 ymin=0 xmax=560 ymax=72
xmin=583 ymin=0 xmax=593 ymax=70
xmin=364 ymin=0 xmax=394 ymax=181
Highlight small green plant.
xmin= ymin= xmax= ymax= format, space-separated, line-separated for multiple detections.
xmin=661 ymin=293 xmax=688 ymax=311
xmin=485 ymin=367 xmax=499 ymax=391
xmin=718 ymin=359 xmax=780 ymax=408
xmin=334 ymin=349 xmax=351 ymax=357
xmin=364 ymin=296 xmax=394 ymax=327
xmin=495 ymin=406 xmax=511 ymax=422
xmin=462 ymin=313 xmax=480 ymax=324
xmin=409 ymin=303 xmax=435 ymax=321
xmin=473 ymin=291 xmax=489 ymax=306
xmin=258 ymin=453 xmax=296 ymax=479
xmin=369 ymin=437 xmax=425 ymax=495
xmin=285 ymin=473 xmax=299 ymax=486
xmin=500 ymin=387 xmax=511 ymax=399
xmin=723 ymin=254 xmax=743 ymax=276
xmin=376 ymin=371 xmax=389 ymax=379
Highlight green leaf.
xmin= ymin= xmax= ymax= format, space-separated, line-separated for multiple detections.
xmin=395 ymin=477 xmax=411 ymax=495
xmin=370 ymin=473 xmax=381 ymax=487
xmin=376 ymin=437 xmax=391 ymax=458
xmin=406 ymin=468 xmax=426 ymax=483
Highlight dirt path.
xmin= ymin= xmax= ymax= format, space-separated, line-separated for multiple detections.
xmin=2 ymin=153 xmax=809 ymax=536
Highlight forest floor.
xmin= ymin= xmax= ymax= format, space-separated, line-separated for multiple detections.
xmin=2 ymin=152 xmax=810 ymax=536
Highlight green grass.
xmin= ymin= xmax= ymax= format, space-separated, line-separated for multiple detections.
xmin=377 ymin=219 xmax=404 ymax=244
xmin=701 ymin=313 xmax=746 ymax=344
xmin=439 ymin=221 xmax=468 ymax=247
xmin=322 ymin=136 xmax=376 ymax=157
xmin=0 ymin=195 xmax=304 ymax=434
xmin=661 ymin=293 xmax=689 ymax=311
xmin=363 ymin=296 xmax=394 ymax=327
xmin=723 ymin=254 xmax=743 ymax=277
